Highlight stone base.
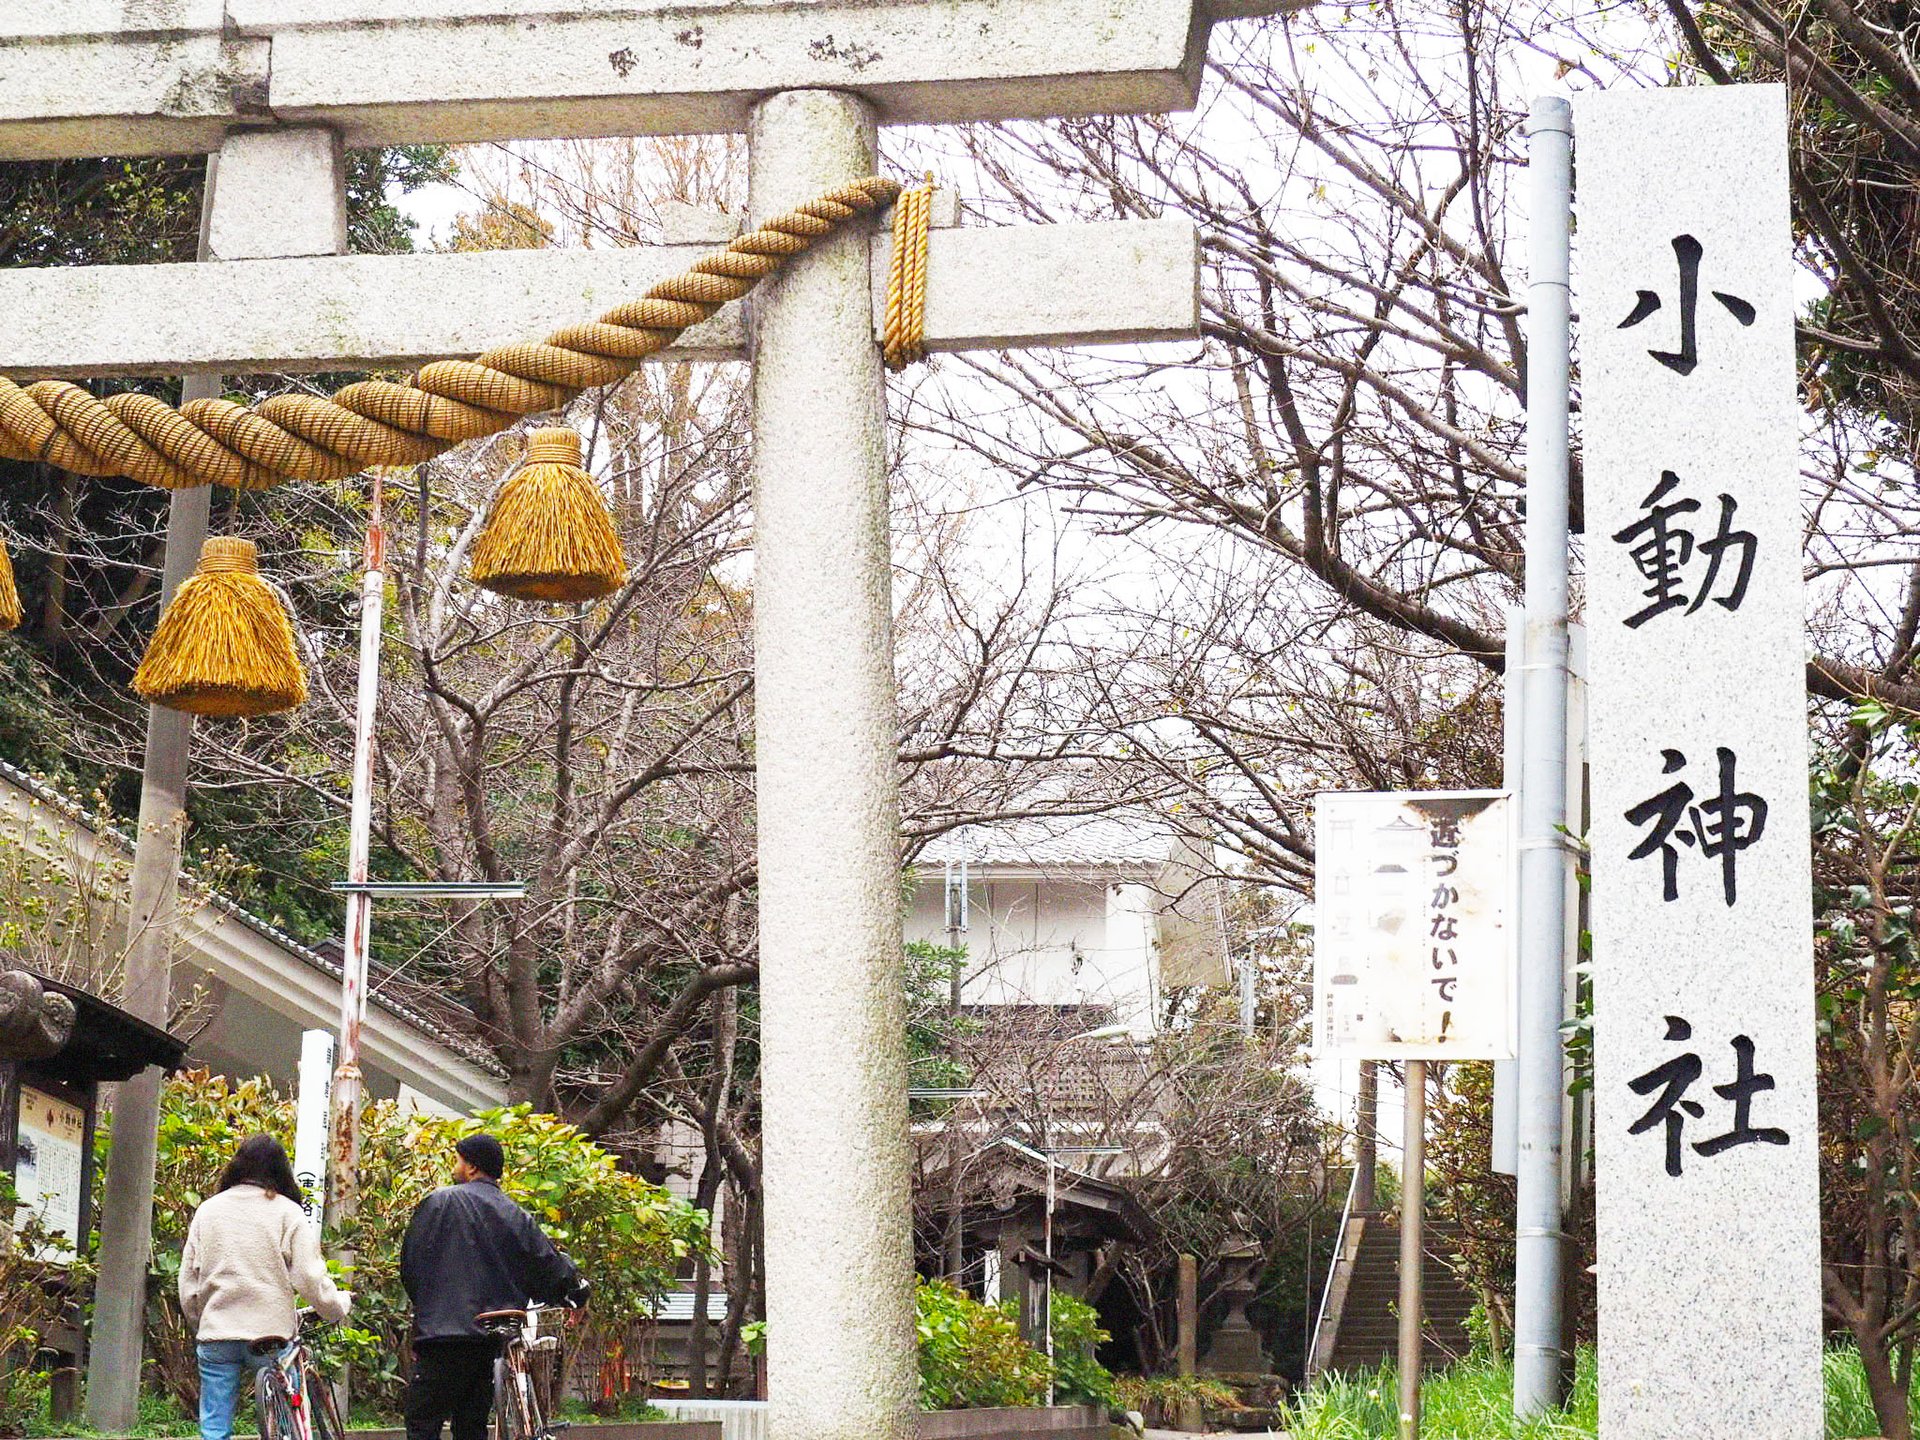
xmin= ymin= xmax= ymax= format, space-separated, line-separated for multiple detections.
xmin=1199 ymin=1326 xmax=1268 ymax=1377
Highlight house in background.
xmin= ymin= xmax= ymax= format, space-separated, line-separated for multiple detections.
xmin=0 ymin=760 xmax=505 ymax=1116
xmin=906 ymin=811 xmax=1233 ymax=1037
xmin=648 ymin=810 xmax=1236 ymax=1389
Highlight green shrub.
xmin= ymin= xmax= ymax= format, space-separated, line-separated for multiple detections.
xmin=915 ymin=1279 xmax=1049 ymax=1410
xmin=119 ymin=1072 xmax=707 ymax=1419
xmin=333 ymin=1101 xmax=710 ymax=1412
xmin=1045 ymin=1293 xmax=1115 ymax=1407
xmin=0 ymin=1167 xmax=91 ymax=1437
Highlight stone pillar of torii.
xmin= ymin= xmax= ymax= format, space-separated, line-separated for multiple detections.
xmin=1 ymin=6 xmax=1297 ymax=1437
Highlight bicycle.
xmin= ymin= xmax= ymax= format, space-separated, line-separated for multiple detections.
xmin=252 ymin=1312 xmax=345 ymax=1440
xmin=478 ymin=1306 xmax=571 ymax=1440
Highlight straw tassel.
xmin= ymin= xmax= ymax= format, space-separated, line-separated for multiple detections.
xmin=469 ymin=428 xmax=626 ymax=603
xmin=133 ymin=537 xmax=308 ymax=718
xmin=0 ymin=540 xmax=21 ymax=633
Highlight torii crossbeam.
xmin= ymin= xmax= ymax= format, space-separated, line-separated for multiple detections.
xmin=0 ymin=5 xmax=1300 ymax=1438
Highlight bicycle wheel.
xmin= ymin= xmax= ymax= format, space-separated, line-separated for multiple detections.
xmin=255 ymin=1365 xmax=296 ymax=1440
xmin=491 ymin=1353 xmax=534 ymax=1440
xmin=302 ymin=1364 xmax=345 ymax=1440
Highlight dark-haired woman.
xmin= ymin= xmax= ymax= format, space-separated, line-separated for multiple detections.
xmin=180 ymin=1135 xmax=350 ymax=1440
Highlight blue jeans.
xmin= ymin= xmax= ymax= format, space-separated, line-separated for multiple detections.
xmin=197 ymin=1340 xmax=274 ymax=1440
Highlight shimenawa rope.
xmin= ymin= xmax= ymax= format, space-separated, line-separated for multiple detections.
xmin=883 ymin=175 xmax=936 ymax=372
xmin=0 ymin=176 xmax=907 ymax=491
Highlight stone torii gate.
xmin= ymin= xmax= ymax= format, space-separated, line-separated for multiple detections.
xmin=1 ymin=6 xmax=1295 ymax=1437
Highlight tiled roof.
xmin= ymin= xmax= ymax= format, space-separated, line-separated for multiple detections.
xmin=916 ymin=811 xmax=1177 ymax=870
xmin=0 ymin=757 xmax=503 ymax=1075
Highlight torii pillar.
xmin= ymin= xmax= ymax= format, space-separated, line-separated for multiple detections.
xmin=748 ymin=89 xmax=919 ymax=1434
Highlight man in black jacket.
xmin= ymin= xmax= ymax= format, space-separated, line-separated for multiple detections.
xmin=400 ymin=1134 xmax=588 ymax=1440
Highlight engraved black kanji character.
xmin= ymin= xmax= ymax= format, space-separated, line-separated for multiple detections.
xmin=1618 ymin=234 xmax=1758 ymax=375
xmin=1623 ymin=747 xmax=1767 ymax=905
xmin=1692 ymin=1035 xmax=1791 ymax=1158
xmin=1623 ymin=748 xmax=1694 ymax=901
xmin=1628 ymin=1018 xmax=1791 ymax=1177
xmin=1690 ymin=494 xmax=1757 ymax=616
xmin=1688 ymin=747 xmax=1768 ymax=906
xmin=1613 ymin=474 xmax=1699 ymax=627
xmin=1428 ymin=818 xmax=1462 ymax=849
xmin=1612 ymin=473 xmax=1757 ymax=628
xmin=1627 ymin=1015 xmax=1707 ymax=1177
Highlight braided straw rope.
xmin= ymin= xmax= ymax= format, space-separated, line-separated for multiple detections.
xmin=0 ymin=177 xmax=901 ymax=491
xmin=882 ymin=176 xmax=935 ymax=372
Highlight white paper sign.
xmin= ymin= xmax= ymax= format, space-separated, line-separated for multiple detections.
xmin=1579 ymin=83 xmax=1823 ymax=1440
xmin=1312 ymin=790 xmax=1515 ymax=1060
xmin=293 ymin=1029 xmax=334 ymax=1231
xmin=15 ymin=1086 xmax=85 ymax=1262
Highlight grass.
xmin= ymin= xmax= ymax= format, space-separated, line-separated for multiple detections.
xmin=29 ymin=1388 xmax=197 ymax=1438
xmin=1285 ymin=1344 xmax=1920 ymax=1438
xmin=1285 ymin=1350 xmax=1597 ymax=1440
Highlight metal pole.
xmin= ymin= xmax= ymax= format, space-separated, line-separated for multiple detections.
xmin=1397 ymin=1060 xmax=1427 ymax=1440
xmin=1044 ymin=1155 xmax=1055 ymax=1407
xmin=1302 ymin=1216 xmax=1313 ymax=1375
xmin=945 ymin=862 xmax=965 ymax=1279
xmin=326 ymin=472 xmax=385 ymax=1236
xmin=1513 ymin=92 xmax=1575 ymax=1419
xmin=85 ymin=158 xmax=221 ymax=1431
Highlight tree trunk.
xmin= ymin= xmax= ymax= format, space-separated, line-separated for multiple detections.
xmin=1857 ymin=1322 xmax=1912 ymax=1440
xmin=687 ymin=985 xmax=736 ymax=1397
xmin=687 ymin=1155 xmax=722 ymax=1398
xmin=41 ymin=473 xmax=73 ymax=649
xmin=714 ymin=1183 xmax=758 ymax=1396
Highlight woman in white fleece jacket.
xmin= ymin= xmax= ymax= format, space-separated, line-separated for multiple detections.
xmin=179 ymin=1135 xmax=351 ymax=1440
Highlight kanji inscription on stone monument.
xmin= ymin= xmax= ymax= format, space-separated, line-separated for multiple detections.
xmin=1580 ymin=83 xmax=1823 ymax=1440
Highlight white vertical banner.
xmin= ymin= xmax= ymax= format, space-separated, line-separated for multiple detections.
xmin=293 ymin=1029 xmax=335 ymax=1232
xmin=1579 ymin=84 xmax=1822 ymax=1440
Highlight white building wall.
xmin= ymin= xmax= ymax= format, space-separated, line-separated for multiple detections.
xmin=904 ymin=873 xmax=1159 ymax=1031
xmin=1103 ymin=882 xmax=1160 ymax=1038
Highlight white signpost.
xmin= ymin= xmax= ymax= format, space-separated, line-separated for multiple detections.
xmin=1313 ymin=788 xmax=1514 ymax=1440
xmin=0 ymin=6 xmax=1300 ymax=1437
xmin=1313 ymin=790 xmax=1517 ymax=1062
xmin=293 ymin=1029 xmax=335 ymax=1233
xmin=1580 ymin=83 xmax=1823 ymax=1440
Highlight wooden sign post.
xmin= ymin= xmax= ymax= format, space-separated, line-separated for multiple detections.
xmin=1581 ymin=83 xmax=1824 ymax=1440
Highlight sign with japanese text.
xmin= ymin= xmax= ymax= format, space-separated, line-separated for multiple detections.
xmin=15 ymin=1086 xmax=86 ymax=1263
xmin=1579 ymin=84 xmax=1822 ymax=1440
xmin=1312 ymin=790 xmax=1515 ymax=1060
xmin=293 ymin=1029 xmax=334 ymax=1232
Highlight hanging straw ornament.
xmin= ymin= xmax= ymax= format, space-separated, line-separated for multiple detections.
xmin=132 ymin=537 xmax=308 ymax=718
xmin=468 ymin=427 xmax=626 ymax=603
xmin=0 ymin=539 xmax=21 ymax=633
